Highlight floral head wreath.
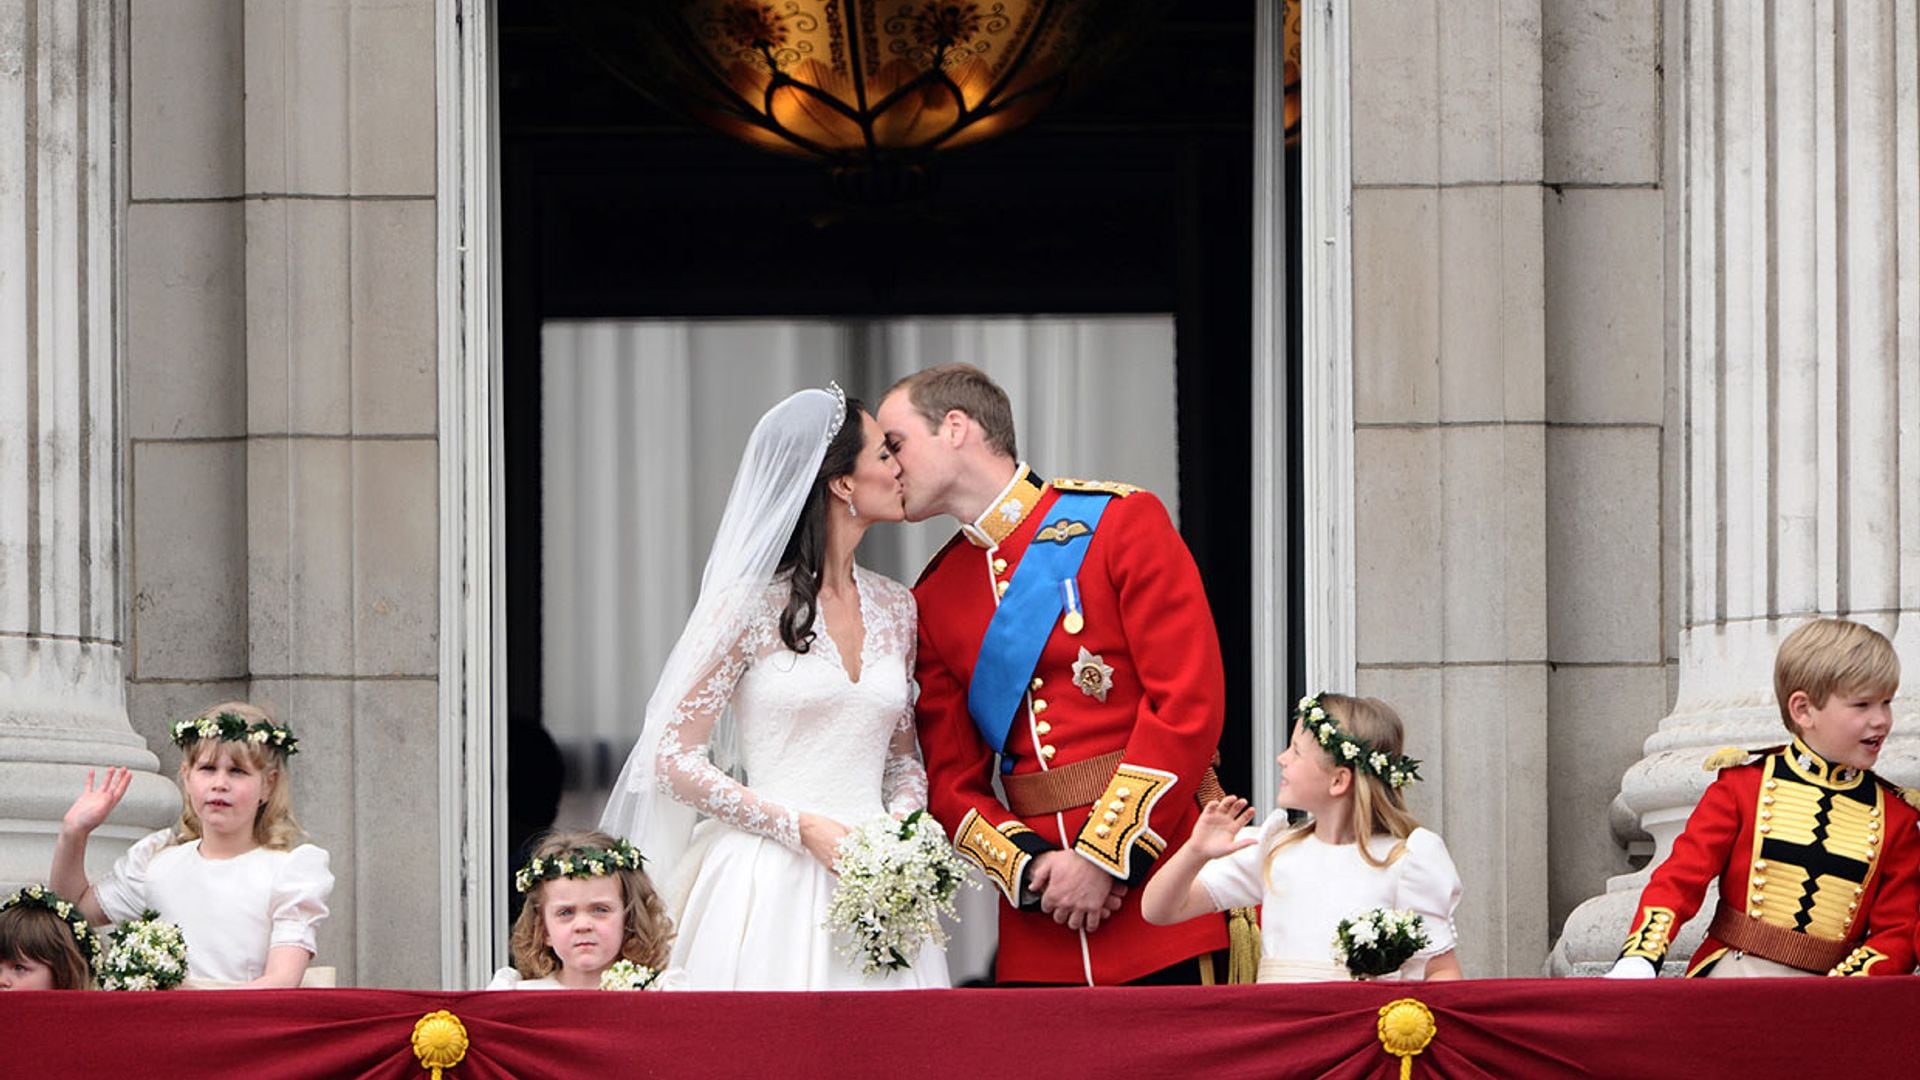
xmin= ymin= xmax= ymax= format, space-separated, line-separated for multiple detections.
xmin=169 ymin=710 xmax=299 ymax=757
xmin=1 ymin=884 xmax=104 ymax=972
xmin=1295 ymin=694 xmax=1422 ymax=790
xmin=514 ymin=839 xmax=647 ymax=895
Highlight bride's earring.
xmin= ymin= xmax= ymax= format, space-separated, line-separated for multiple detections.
xmin=846 ymin=497 xmax=858 ymax=517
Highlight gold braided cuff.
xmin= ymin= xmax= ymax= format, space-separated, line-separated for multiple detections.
xmin=954 ymin=809 xmax=1042 ymax=904
xmin=1828 ymin=945 xmax=1887 ymax=977
xmin=1620 ymin=906 xmax=1677 ymax=965
xmin=1072 ymin=763 xmax=1174 ymax=880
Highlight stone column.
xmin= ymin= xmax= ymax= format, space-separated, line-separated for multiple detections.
xmin=0 ymin=0 xmax=174 ymax=891
xmin=1553 ymin=0 xmax=1920 ymax=974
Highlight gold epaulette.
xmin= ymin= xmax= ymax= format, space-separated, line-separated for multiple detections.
xmin=1701 ymin=746 xmax=1757 ymax=772
xmin=1073 ymin=763 xmax=1174 ymax=879
xmin=1052 ymin=477 xmax=1142 ymax=498
xmin=1901 ymin=788 xmax=1920 ymax=812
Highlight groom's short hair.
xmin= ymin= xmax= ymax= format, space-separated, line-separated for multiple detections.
xmin=888 ymin=363 xmax=1019 ymax=460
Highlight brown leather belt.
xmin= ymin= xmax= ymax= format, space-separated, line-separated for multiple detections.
xmin=1003 ymin=751 xmax=1125 ymax=817
xmin=1706 ymin=905 xmax=1854 ymax=973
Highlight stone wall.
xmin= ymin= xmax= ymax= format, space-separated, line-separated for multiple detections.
xmin=122 ymin=0 xmax=440 ymax=988
xmin=1346 ymin=0 xmax=1669 ymax=976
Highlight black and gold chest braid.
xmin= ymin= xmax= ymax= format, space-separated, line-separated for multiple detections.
xmin=1748 ymin=746 xmax=1884 ymax=940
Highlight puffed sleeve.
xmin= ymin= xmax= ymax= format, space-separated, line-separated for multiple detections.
xmin=91 ymin=828 xmax=174 ymax=925
xmin=1396 ymin=829 xmax=1462 ymax=960
xmin=268 ymin=845 xmax=334 ymax=955
xmin=1194 ymin=818 xmax=1283 ymax=913
xmin=485 ymin=966 xmax=524 ymax=990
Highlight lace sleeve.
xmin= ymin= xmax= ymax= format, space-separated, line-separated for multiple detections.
xmin=880 ymin=580 xmax=929 ymax=816
xmin=653 ymin=612 xmax=802 ymax=852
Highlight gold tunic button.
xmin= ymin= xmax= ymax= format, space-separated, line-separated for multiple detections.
xmin=1761 ymin=796 xmax=1775 ymax=805
xmin=1094 ymin=825 xmax=1111 ymax=838
xmin=1035 ymin=721 xmax=1052 ymax=736
xmin=1848 ymin=902 xmax=1859 ymax=912
xmin=1116 ymin=787 xmax=1132 ymax=798
xmin=993 ymin=558 xmax=1009 ymax=574
xmin=1758 ymin=824 xmax=1771 ymax=834
xmin=1751 ymin=893 xmax=1765 ymax=905
xmin=1030 ymin=677 xmax=1044 ymax=692
xmin=995 ymin=850 xmax=1008 ymax=862
xmin=1870 ymin=807 xmax=1882 ymax=818
xmin=996 ymin=580 xmax=1010 ymax=598
xmin=1854 ymin=886 xmax=1866 ymax=897
xmin=1753 ymin=860 xmax=1768 ymax=871
xmin=1102 ymin=811 xmax=1118 ymax=825
xmin=1766 ymin=780 xmax=1778 ymax=790
xmin=1032 ymin=699 xmax=1048 ymax=714
xmin=974 ymin=832 xmax=987 ymax=845
xmin=1759 ymin=811 xmax=1771 ymax=821
xmin=1753 ymin=877 xmax=1766 ymax=888
xmin=1040 ymin=745 xmax=1057 ymax=760
xmin=1749 ymin=910 xmax=1762 ymax=919
xmin=1652 ymin=913 xmax=1670 ymax=923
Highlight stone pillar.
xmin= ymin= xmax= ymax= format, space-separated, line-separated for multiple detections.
xmin=1553 ymin=0 xmax=1920 ymax=974
xmin=0 ymin=0 xmax=174 ymax=890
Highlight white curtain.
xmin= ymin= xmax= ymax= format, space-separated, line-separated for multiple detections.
xmin=540 ymin=315 xmax=1178 ymax=983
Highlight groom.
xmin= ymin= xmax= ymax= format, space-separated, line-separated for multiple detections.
xmin=878 ymin=364 xmax=1229 ymax=985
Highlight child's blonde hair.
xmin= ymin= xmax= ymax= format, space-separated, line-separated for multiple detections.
xmin=173 ymin=701 xmax=304 ymax=850
xmin=1774 ymin=618 xmax=1900 ymax=734
xmin=0 ymin=902 xmax=94 ymax=990
xmin=1269 ymin=694 xmax=1424 ymax=873
xmin=508 ymin=829 xmax=673 ymax=979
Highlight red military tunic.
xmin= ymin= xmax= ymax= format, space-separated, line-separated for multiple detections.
xmin=1619 ymin=738 xmax=1920 ymax=976
xmin=913 ymin=465 xmax=1229 ymax=984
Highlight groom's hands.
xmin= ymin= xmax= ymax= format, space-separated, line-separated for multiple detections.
xmin=1030 ymin=851 xmax=1128 ymax=933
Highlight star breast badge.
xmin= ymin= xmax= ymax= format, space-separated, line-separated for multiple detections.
xmin=1073 ymin=647 xmax=1115 ymax=702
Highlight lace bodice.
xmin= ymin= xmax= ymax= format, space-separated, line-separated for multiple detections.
xmin=654 ymin=565 xmax=927 ymax=851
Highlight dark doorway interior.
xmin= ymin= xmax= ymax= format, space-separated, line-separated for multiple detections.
xmin=498 ymin=1 xmax=1294 ymax=870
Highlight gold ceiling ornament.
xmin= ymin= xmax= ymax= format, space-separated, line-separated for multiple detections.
xmin=1283 ymin=0 xmax=1301 ymax=145
xmin=411 ymin=1010 xmax=470 ymax=1079
xmin=555 ymin=1 xmax=1165 ymax=198
xmin=1376 ymin=997 xmax=1438 ymax=1080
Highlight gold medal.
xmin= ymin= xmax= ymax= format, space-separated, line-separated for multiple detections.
xmin=1063 ymin=611 xmax=1084 ymax=635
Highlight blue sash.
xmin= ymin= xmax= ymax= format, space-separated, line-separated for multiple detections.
xmin=966 ymin=491 xmax=1112 ymax=755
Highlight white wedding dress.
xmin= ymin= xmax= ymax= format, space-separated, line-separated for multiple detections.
xmin=657 ymin=565 xmax=951 ymax=990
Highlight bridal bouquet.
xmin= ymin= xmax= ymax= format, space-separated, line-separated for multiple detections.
xmin=599 ymin=959 xmax=664 ymax=991
xmin=98 ymin=909 xmax=189 ymax=990
xmin=824 ymin=810 xmax=975 ymax=976
xmin=1332 ymin=907 xmax=1429 ymax=980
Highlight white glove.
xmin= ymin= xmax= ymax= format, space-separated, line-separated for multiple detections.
xmin=1603 ymin=956 xmax=1657 ymax=979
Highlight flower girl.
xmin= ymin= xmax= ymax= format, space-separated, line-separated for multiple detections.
xmin=0 ymin=885 xmax=100 ymax=990
xmin=489 ymin=830 xmax=679 ymax=990
xmin=1141 ymin=693 xmax=1463 ymax=982
xmin=50 ymin=702 xmax=333 ymax=987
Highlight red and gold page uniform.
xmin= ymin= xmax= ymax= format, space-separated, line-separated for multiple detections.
xmin=1619 ymin=738 xmax=1920 ymax=976
xmin=913 ymin=466 xmax=1229 ymax=984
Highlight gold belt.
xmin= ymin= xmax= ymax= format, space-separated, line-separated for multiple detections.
xmin=1706 ymin=905 xmax=1854 ymax=974
xmin=1002 ymin=751 xmax=1125 ymax=816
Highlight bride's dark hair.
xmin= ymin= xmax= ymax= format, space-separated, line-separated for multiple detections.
xmin=776 ymin=396 xmax=865 ymax=653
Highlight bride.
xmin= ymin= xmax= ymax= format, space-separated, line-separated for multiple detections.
xmin=600 ymin=383 xmax=950 ymax=989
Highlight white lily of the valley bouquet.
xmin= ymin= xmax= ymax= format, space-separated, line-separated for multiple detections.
xmin=1332 ymin=907 xmax=1429 ymax=979
xmin=824 ymin=810 xmax=975 ymax=976
xmin=99 ymin=909 xmax=189 ymax=990
xmin=598 ymin=958 xmax=664 ymax=990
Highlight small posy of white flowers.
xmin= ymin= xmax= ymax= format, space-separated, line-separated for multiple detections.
xmin=1331 ymin=907 xmax=1429 ymax=980
xmin=824 ymin=810 xmax=977 ymax=977
xmin=98 ymin=910 xmax=189 ymax=991
xmin=599 ymin=959 xmax=663 ymax=991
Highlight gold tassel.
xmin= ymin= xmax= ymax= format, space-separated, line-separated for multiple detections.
xmin=1226 ymin=906 xmax=1261 ymax=984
